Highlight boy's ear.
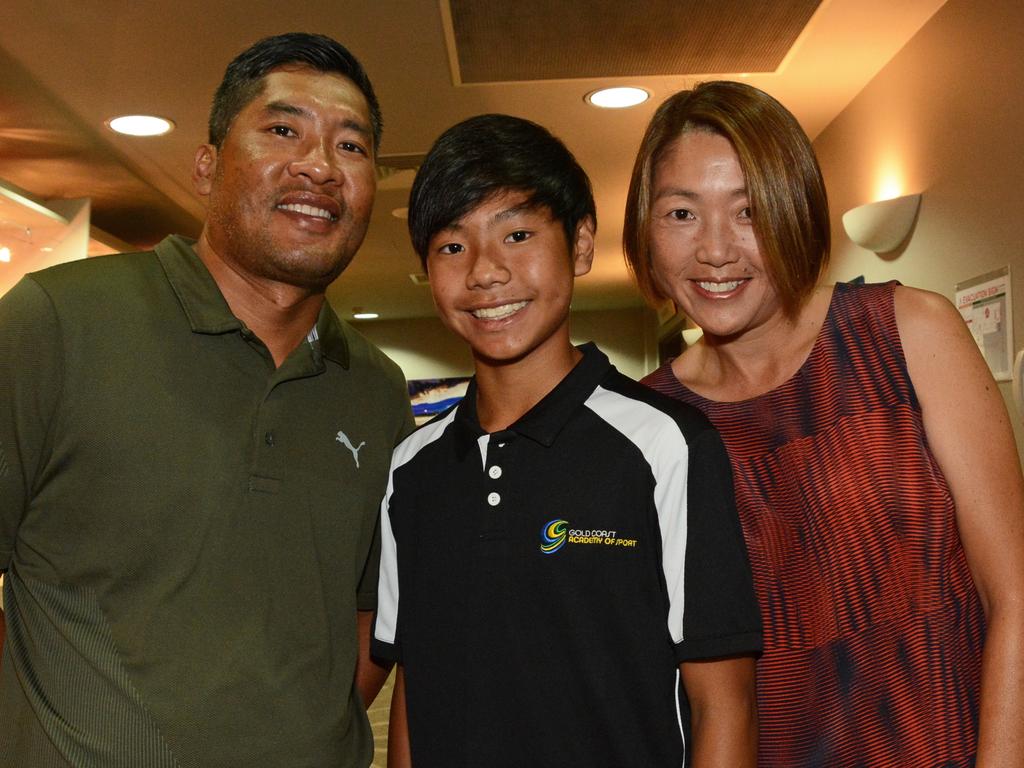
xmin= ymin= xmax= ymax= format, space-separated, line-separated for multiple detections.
xmin=192 ymin=144 xmax=218 ymax=197
xmin=571 ymin=216 xmax=596 ymax=278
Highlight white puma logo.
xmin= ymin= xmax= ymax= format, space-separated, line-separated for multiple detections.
xmin=335 ymin=430 xmax=366 ymax=468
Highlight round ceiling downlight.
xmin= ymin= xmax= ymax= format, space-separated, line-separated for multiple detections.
xmin=107 ymin=115 xmax=175 ymax=137
xmin=585 ymin=87 xmax=650 ymax=109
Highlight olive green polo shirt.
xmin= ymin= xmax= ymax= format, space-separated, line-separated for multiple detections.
xmin=0 ymin=236 xmax=413 ymax=767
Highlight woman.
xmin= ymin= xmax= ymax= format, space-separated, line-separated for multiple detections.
xmin=625 ymin=81 xmax=1024 ymax=767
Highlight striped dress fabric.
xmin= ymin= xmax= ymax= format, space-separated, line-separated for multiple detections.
xmin=643 ymin=282 xmax=985 ymax=767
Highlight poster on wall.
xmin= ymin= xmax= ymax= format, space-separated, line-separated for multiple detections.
xmin=955 ymin=266 xmax=1013 ymax=381
xmin=408 ymin=377 xmax=471 ymax=426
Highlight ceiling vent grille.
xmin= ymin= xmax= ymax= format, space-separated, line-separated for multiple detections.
xmin=446 ymin=0 xmax=822 ymax=83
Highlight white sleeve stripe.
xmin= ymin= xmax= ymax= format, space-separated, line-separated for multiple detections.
xmin=584 ymin=385 xmax=690 ymax=644
xmin=375 ymin=408 xmax=460 ymax=646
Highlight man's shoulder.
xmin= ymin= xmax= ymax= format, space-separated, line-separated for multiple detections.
xmin=336 ymin=319 xmax=405 ymax=382
xmin=27 ymin=249 xmax=163 ymax=301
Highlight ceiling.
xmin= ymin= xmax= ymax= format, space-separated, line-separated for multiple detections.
xmin=0 ymin=0 xmax=947 ymax=321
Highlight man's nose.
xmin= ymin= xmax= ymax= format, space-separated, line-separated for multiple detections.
xmin=288 ymin=139 xmax=341 ymax=186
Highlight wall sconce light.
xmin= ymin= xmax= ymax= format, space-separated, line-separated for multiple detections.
xmin=681 ymin=326 xmax=703 ymax=346
xmin=842 ymin=193 xmax=922 ymax=254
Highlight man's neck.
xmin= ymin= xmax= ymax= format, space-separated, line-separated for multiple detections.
xmin=194 ymin=233 xmax=325 ymax=367
xmin=474 ymin=339 xmax=582 ymax=433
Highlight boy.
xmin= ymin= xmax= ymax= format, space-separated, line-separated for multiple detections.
xmin=372 ymin=114 xmax=761 ymax=767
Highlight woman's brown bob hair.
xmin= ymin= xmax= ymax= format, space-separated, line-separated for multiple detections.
xmin=623 ymin=81 xmax=830 ymax=315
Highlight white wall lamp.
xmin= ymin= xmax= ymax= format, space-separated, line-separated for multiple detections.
xmin=841 ymin=193 xmax=922 ymax=254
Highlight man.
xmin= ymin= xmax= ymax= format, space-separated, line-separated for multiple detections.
xmin=0 ymin=33 xmax=411 ymax=767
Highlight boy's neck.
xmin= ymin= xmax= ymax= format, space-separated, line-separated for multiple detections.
xmin=474 ymin=339 xmax=582 ymax=433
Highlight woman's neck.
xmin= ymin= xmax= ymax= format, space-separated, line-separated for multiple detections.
xmin=673 ymin=286 xmax=834 ymax=402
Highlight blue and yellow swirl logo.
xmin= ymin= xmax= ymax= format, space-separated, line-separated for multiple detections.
xmin=540 ymin=519 xmax=568 ymax=555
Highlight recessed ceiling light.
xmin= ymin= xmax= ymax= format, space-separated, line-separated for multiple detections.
xmin=0 ymin=246 xmax=11 ymax=263
xmin=352 ymin=309 xmax=379 ymax=320
xmin=585 ymin=87 xmax=649 ymax=109
xmin=107 ymin=115 xmax=175 ymax=137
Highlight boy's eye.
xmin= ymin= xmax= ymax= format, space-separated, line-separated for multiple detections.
xmin=438 ymin=243 xmax=464 ymax=255
xmin=505 ymin=230 xmax=531 ymax=243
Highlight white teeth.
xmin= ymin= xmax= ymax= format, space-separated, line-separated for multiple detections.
xmin=698 ymin=280 xmax=742 ymax=293
xmin=278 ymin=203 xmax=335 ymax=220
xmin=472 ymin=301 xmax=528 ymax=320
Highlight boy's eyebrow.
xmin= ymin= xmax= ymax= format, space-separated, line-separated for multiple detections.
xmin=491 ymin=201 xmax=540 ymax=223
xmin=263 ymin=100 xmax=371 ymax=138
xmin=436 ymin=200 xmax=542 ymax=236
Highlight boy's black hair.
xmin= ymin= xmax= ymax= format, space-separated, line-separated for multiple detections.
xmin=408 ymin=114 xmax=596 ymax=266
xmin=208 ymin=32 xmax=382 ymax=151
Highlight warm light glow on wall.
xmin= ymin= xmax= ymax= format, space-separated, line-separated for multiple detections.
xmin=875 ymin=175 xmax=904 ymax=201
xmin=873 ymin=151 xmax=907 ymax=202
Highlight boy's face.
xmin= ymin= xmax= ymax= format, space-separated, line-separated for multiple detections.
xmin=426 ymin=191 xmax=594 ymax=369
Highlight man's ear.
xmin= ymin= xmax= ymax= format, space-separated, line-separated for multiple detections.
xmin=192 ymin=144 xmax=218 ymax=197
xmin=571 ymin=216 xmax=596 ymax=278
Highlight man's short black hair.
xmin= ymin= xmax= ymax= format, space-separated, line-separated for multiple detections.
xmin=208 ymin=32 xmax=381 ymax=151
xmin=408 ymin=114 xmax=596 ymax=267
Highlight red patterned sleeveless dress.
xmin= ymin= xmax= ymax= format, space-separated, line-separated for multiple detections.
xmin=643 ymin=282 xmax=984 ymax=767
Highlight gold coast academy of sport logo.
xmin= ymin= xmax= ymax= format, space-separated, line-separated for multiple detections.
xmin=540 ymin=519 xmax=638 ymax=555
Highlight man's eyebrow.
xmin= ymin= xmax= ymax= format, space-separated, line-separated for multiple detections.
xmin=264 ymin=101 xmax=308 ymax=119
xmin=263 ymin=101 xmax=371 ymax=139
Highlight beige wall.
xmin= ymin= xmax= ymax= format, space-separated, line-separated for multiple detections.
xmin=813 ymin=0 xmax=1024 ymax=455
xmin=352 ymin=305 xmax=656 ymax=383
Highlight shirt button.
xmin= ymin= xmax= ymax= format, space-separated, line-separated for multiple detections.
xmin=488 ymin=465 xmax=502 ymax=479
xmin=487 ymin=492 xmax=501 ymax=507
xmin=265 ymin=431 xmax=275 ymax=447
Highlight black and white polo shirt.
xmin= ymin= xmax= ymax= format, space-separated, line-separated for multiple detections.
xmin=373 ymin=343 xmax=761 ymax=768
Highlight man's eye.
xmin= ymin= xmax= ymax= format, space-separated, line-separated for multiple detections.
xmin=270 ymin=125 xmax=296 ymax=137
xmin=506 ymin=231 xmax=531 ymax=243
xmin=438 ymin=243 xmax=464 ymax=255
xmin=340 ymin=141 xmax=366 ymax=155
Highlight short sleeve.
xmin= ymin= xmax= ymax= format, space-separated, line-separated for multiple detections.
xmin=0 ymin=277 xmax=63 ymax=569
xmin=675 ymin=427 xmax=762 ymax=661
xmin=370 ymin=464 xmax=401 ymax=662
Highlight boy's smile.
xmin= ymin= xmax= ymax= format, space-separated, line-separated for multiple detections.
xmin=426 ymin=191 xmax=594 ymax=371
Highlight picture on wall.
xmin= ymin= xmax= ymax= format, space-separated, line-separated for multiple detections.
xmin=408 ymin=377 xmax=471 ymax=426
xmin=956 ymin=266 xmax=1013 ymax=381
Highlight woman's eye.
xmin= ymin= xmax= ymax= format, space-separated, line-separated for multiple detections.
xmin=670 ymin=209 xmax=694 ymax=221
xmin=738 ymin=206 xmax=752 ymax=219
xmin=506 ymin=230 xmax=531 ymax=243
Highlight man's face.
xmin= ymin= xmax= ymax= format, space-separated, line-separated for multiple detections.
xmin=193 ymin=65 xmax=377 ymax=291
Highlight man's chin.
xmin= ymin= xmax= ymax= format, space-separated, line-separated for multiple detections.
xmin=266 ymin=248 xmax=356 ymax=291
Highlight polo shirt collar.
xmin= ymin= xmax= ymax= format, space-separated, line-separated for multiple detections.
xmin=155 ymin=235 xmax=350 ymax=368
xmin=454 ymin=343 xmax=612 ymax=453
xmin=310 ymin=300 xmax=351 ymax=368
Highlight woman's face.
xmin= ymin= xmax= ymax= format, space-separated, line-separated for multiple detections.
xmin=648 ymin=131 xmax=783 ymax=341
